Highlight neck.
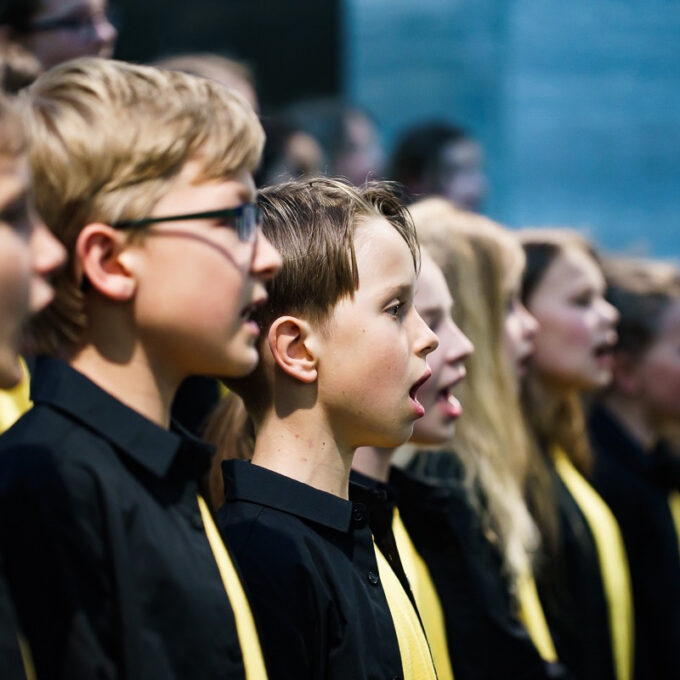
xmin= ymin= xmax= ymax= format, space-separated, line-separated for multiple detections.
xmin=352 ymin=446 xmax=395 ymax=483
xmin=69 ymin=342 xmax=179 ymax=428
xmin=251 ymin=408 xmax=354 ymax=499
xmin=600 ymin=393 xmax=659 ymax=451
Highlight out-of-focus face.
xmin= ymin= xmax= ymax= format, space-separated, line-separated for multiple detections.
xmin=333 ymin=112 xmax=385 ymax=187
xmin=631 ymin=299 xmax=680 ymax=426
xmin=19 ymin=0 xmax=117 ymax=69
xmin=435 ymin=139 xmax=486 ymax=212
xmin=526 ymin=246 xmax=619 ymax=392
xmin=503 ymin=279 xmax=539 ymax=381
xmin=0 ymin=155 xmax=32 ymax=387
xmin=0 ymin=153 xmax=64 ymax=387
xmin=410 ymin=253 xmax=473 ymax=445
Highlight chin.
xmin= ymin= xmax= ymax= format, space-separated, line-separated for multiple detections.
xmin=0 ymin=353 xmax=23 ymax=390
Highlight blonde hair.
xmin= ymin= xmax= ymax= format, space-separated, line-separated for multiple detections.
xmin=0 ymin=91 xmax=24 ymax=157
xmin=409 ymin=197 xmax=538 ymax=587
xmin=22 ymin=57 xmax=264 ymax=354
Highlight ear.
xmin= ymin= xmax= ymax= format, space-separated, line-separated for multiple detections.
xmin=268 ymin=316 xmax=319 ymax=384
xmin=75 ymin=223 xmax=137 ymax=302
xmin=611 ymin=350 xmax=642 ymax=396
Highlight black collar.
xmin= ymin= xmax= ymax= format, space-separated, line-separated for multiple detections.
xmin=222 ymin=459 xmax=353 ymax=532
xmin=31 ymin=356 xmax=214 ymax=478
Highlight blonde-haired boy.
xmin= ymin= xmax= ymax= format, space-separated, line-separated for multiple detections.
xmin=218 ymin=177 xmax=439 ymax=679
xmin=0 ymin=58 xmax=280 ymax=678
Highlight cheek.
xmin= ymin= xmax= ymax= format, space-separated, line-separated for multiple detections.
xmin=533 ymin=310 xmax=591 ymax=365
xmin=642 ymin=353 xmax=680 ymax=417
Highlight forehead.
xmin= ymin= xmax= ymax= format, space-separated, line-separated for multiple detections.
xmin=0 ymin=155 xmax=27 ymax=211
xmin=417 ymin=254 xmax=452 ymax=310
xmin=539 ymin=246 xmax=604 ymax=295
xmin=354 ymin=215 xmax=416 ymax=284
xmin=35 ymin=0 xmax=106 ymax=16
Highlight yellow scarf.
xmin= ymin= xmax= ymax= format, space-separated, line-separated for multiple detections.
xmin=0 ymin=357 xmax=32 ymax=434
xmin=553 ymin=447 xmax=634 ymax=680
xmin=374 ymin=539 xmax=437 ymax=680
xmin=392 ymin=507 xmax=455 ymax=679
xmin=197 ymin=496 xmax=268 ymax=679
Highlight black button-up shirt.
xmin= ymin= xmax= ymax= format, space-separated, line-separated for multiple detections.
xmin=590 ymin=405 xmax=680 ymax=680
xmin=218 ymin=459 xmax=404 ymax=680
xmin=0 ymin=356 xmax=247 ymax=679
xmin=399 ymin=455 xmax=572 ymax=680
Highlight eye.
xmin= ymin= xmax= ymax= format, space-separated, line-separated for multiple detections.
xmin=571 ymin=292 xmax=593 ymax=307
xmin=385 ymin=301 xmax=406 ymax=319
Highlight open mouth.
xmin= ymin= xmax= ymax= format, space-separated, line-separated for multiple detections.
xmin=240 ymin=297 xmax=267 ymax=322
xmin=409 ymin=370 xmax=432 ymax=416
xmin=436 ymin=371 xmax=466 ymax=419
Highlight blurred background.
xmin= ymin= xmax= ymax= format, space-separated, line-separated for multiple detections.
xmin=112 ymin=0 xmax=680 ymax=258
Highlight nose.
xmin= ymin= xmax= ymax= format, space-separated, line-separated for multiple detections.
xmin=94 ymin=11 xmax=118 ymax=50
xmin=519 ymin=302 xmax=539 ymax=340
xmin=30 ymin=221 xmax=66 ymax=279
xmin=440 ymin=317 xmax=473 ymax=362
xmin=598 ymin=297 xmax=619 ymax=328
xmin=413 ymin=310 xmax=439 ymax=358
xmin=250 ymin=229 xmax=282 ymax=281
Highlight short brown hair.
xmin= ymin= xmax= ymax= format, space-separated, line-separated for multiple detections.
xmin=603 ymin=256 xmax=680 ymax=359
xmin=230 ymin=177 xmax=419 ymax=416
xmin=23 ymin=57 xmax=264 ymax=354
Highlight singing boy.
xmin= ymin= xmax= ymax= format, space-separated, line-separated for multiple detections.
xmin=219 ymin=177 xmax=439 ymax=679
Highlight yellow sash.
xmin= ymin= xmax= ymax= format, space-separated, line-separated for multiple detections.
xmin=553 ymin=447 xmax=634 ymax=680
xmin=516 ymin=566 xmax=558 ymax=662
xmin=0 ymin=357 xmax=32 ymax=434
xmin=197 ymin=496 xmax=268 ymax=679
xmin=668 ymin=490 xmax=680 ymax=560
xmin=392 ymin=508 xmax=454 ymax=679
xmin=374 ymin=540 xmax=437 ymax=680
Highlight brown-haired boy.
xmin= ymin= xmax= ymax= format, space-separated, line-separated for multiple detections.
xmin=0 ymin=57 xmax=280 ymax=678
xmin=219 ymin=177 xmax=439 ymax=679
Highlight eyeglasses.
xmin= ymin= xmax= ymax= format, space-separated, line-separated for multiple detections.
xmin=27 ymin=6 xmax=120 ymax=36
xmin=112 ymin=203 xmax=262 ymax=243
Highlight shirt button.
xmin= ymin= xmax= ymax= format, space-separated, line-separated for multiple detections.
xmin=352 ymin=504 xmax=366 ymax=524
xmin=367 ymin=570 xmax=379 ymax=585
xmin=191 ymin=513 xmax=204 ymax=531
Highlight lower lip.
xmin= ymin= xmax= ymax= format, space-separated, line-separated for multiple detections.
xmin=438 ymin=392 xmax=463 ymax=419
xmin=595 ymin=353 xmax=614 ymax=369
xmin=244 ymin=320 xmax=260 ymax=335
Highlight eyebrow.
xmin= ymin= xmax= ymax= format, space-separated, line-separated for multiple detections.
xmin=379 ymin=283 xmax=414 ymax=301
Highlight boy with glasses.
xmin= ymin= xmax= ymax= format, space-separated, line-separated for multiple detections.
xmin=0 ymin=57 xmax=280 ymax=678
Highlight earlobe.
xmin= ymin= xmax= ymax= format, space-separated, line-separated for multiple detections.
xmin=268 ymin=317 xmax=319 ymax=384
xmin=75 ymin=224 xmax=136 ymax=302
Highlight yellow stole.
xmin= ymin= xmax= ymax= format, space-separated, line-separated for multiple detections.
xmin=197 ymin=496 xmax=268 ymax=679
xmin=668 ymin=490 xmax=680 ymax=559
xmin=373 ymin=540 xmax=437 ymax=680
xmin=0 ymin=357 xmax=32 ymax=434
xmin=392 ymin=507 xmax=455 ymax=679
xmin=553 ymin=447 xmax=634 ymax=680
xmin=516 ymin=566 xmax=558 ymax=662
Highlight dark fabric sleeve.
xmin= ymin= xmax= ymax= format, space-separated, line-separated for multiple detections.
xmin=0 ymin=444 xmax=118 ymax=680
